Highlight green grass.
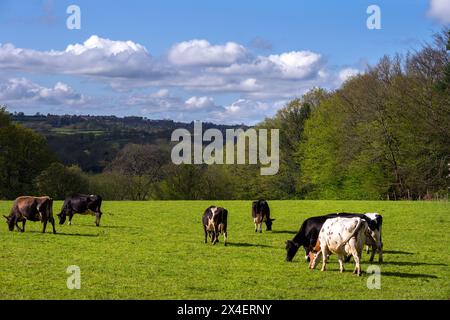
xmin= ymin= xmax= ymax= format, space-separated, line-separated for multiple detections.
xmin=50 ymin=128 xmax=105 ymax=136
xmin=0 ymin=200 xmax=449 ymax=300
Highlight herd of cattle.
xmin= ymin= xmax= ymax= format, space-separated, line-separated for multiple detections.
xmin=3 ymin=194 xmax=103 ymax=234
xmin=204 ymin=199 xmax=383 ymax=276
xmin=4 ymin=196 xmax=382 ymax=275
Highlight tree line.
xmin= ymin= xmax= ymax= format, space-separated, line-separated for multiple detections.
xmin=1 ymin=30 xmax=449 ymax=201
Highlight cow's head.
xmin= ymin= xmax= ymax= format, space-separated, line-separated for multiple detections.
xmin=57 ymin=211 xmax=66 ymax=225
xmin=265 ymin=218 xmax=275 ymax=231
xmin=3 ymin=215 xmax=14 ymax=231
xmin=285 ymin=240 xmax=300 ymax=262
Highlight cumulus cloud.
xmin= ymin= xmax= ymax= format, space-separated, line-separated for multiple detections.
xmin=428 ymin=0 xmax=450 ymax=24
xmin=209 ymin=99 xmax=286 ymax=125
xmin=338 ymin=68 xmax=360 ymax=83
xmin=267 ymin=51 xmax=323 ymax=79
xmin=185 ymin=96 xmax=216 ymax=110
xmin=0 ymin=78 xmax=87 ymax=106
xmin=168 ymin=39 xmax=248 ymax=67
xmin=0 ymin=35 xmax=167 ymax=79
xmin=0 ymin=35 xmax=364 ymax=124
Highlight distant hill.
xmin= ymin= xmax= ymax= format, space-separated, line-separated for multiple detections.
xmin=11 ymin=113 xmax=248 ymax=173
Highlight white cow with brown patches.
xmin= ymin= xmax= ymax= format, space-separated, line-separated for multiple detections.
xmin=311 ymin=217 xmax=368 ymax=276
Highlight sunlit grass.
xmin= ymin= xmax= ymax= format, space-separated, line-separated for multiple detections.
xmin=0 ymin=200 xmax=448 ymax=300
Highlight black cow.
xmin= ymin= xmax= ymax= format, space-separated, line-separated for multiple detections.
xmin=4 ymin=196 xmax=56 ymax=234
xmin=57 ymin=194 xmax=103 ymax=227
xmin=202 ymin=206 xmax=228 ymax=246
xmin=285 ymin=212 xmax=382 ymax=262
xmin=252 ymin=199 xmax=275 ymax=233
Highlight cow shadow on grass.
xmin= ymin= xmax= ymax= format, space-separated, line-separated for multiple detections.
xmin=77 ymin=224 xmax=141 ymax=230
xmin=380 ymin=271 xmax=438 ymax=279
xmin=384 ymin=250 xmax=414 ymax=255
xmin=270 ymin=230 xmax=297 ymax=235
xmin=26 ymin=231 xmax=99 ymax=237
xmin=380 ymin=261 xmax=447 ymax=267
xmin=227 ymin=242 xmax=273 ymax=248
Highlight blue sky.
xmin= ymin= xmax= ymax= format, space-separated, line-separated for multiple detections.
xmin=0 ymin=0 xmax=448 ymax=124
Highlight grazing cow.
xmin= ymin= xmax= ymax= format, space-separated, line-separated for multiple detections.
xmin=285 ymin=212 xmax=382 ymax=263
xmin=364 ymin=213 xmax=383 ymax=262
xmin=3 ymin=196 xmax=56 ymax=234
xmin=203 ymin=206 xmax=228 ymax=246
xmin=311 ymin=217 xmax=368 ymax=276
xmin=57 ymin=194 xmax=103 ymax=227
xmin=252 ymin=199 xmax=275 ymax=233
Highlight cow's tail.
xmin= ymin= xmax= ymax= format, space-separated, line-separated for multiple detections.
xmin=337 ymin=218 xmax=364 ymax=250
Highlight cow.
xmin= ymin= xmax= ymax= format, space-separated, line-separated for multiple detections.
xmin=285 ymin=212 xmax=383 ymax=263
xmin=202 ymin=206 xmax=228 ymax=246
xmin=363 ymin=213 xmax=383 ymax=262
xmin=57 ymin=194 xmax=103 ymax=227
xmin=3 ymin=196 xmax=56 ymax=234
xmin=252 ymin=199 xmax=275 ymax=233
xmin=311 ymin=217 xmax=368 ymax=276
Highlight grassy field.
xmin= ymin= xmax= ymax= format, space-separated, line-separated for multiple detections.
xmin=0 ymin=200 xmax=449 ymax=300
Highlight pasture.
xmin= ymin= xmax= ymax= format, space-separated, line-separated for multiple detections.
xmin=0 ymin=200 xmax=449 ymax=300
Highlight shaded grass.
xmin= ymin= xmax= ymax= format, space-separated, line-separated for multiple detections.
xmin=0 ymin=200 xmax=449 ymax=300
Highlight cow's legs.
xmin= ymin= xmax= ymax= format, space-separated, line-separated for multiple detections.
xmin=338 ymin=255 xmax=345 ymax=273
xmin=310 ymin=250 xmax=322 ymax=269
xmin=95 ymin=212 xmax=101 ymax=227
xmin=369 ymin=244 xmax=376 ymax=262
xmin=49 ymin=216 xmax=56 ymax=234
xmin=378 ymin=242 xmax=383 ymax=263
xmin=223 ymin=231 xmax=227 ymax=246
xmin=15 ymin=218 xmax=23 ymax=232
xmin=366 ymin=245 xmax=370 ymax=254
xmin=42 ymin=219 xmax=48 ymax=233
xmin=320 ymin=247 xmax=329 ymax=272
xmin=68 ymin=212 xmax=74 ymax=225
xmin=254 ymin=223 xmax=258 ymax=233
xmin=352 ymin=252 xmax=361 ymax=276
xmin=22 ymin=220 xmax=26 ymax=233
xmin=204 ymin=226 xmax=208 ymax=244
xmin=259 ymin=223 xmax=263 ymax=233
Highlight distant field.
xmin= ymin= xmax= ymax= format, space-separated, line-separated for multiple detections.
xmin=50 ymin=128 xmax=106 ymax=136
xmin=0 ymin=200 xmax=449 ymax=300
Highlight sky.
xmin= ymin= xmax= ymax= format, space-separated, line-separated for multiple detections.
xmin=0 ymin=0 xmax=449 ymax=124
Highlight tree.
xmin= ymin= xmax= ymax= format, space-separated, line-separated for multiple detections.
xmin=106 ymin=144 xmax=170 ymax=200
xmin=0 ymin=107 xmax=56 ymax=199
xmin=35 ymin=163 xmax=89 ymax=199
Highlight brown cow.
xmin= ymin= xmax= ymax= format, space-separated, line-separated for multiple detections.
xmin=3 ymin=196 xmax=56 ymax=234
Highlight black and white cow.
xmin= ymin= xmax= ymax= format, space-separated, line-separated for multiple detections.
xmin=57 ymin=194 xmax=103 ymax=227
xmin=252 ymin=199 xmax=275 ymax=233
xmin=202 ymin=206 xmax=228 ymax=246
xmin=285 ymin=212 xmax=383 ymax=263
xmin=311 ymin=217 xmax=368 ymax=276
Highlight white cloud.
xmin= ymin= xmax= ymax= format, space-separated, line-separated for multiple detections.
xmin=428 ymin=0 xmax=450 ymax=24
xmin=338 ymin=68 xmax=360 ymax=83
xmin=0 ymin=36 xmax=365 ymax=124
xmin=0 ymin=35 xmax=166 ymax=80
xmin=185 ymin=96 xmax=216 ymax=110
xmin=168 ymin=39 xmax=248 ymax=67
xmin=209 ymin=99 xmax=286 ymax=125
xmin=267 ymin=51 xmax=323 ymax=79
xmin=0 ymin=78 xmax=87 ymax=106
xmin=65 ymin=35 xmax=148 ymax=56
